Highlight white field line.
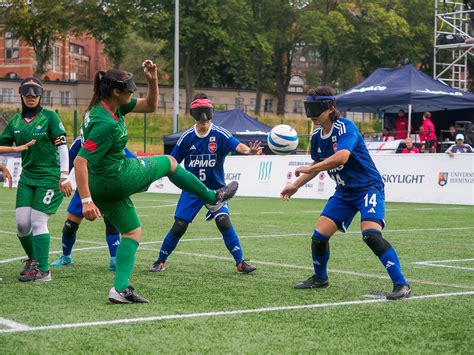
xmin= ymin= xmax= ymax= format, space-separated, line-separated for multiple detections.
xmin=1 ymin=229 xmax=473 ymax=289
xmin=137 ymin=247 xmax=474 ymax=290
xmin=0 ymin=318 xmax=30 ymax=331
xmin=1 ymin=291 xmax=473 ymax=334
xmin=135 ymin=204 xmax=177 ymax=209
xmin=0 ymin=245 xmax=108 ymax=264
xmin=413 ymin=258 xmax=474 ymax=271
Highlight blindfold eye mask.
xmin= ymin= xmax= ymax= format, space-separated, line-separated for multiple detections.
xmin=19 ymin=83 xmax=43 ymax=97
xmin=304 ymin=95 xmax=335 ymax=118
xmin=190 ymin=98 xmax=214 ymax=120
xmin=101 ymin=72 xmax=137 ymax=93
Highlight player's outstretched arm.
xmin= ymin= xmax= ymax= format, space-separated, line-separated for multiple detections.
xmin=295 ymin=149 xmax=350 ymax=176
xmin=0 ymin=139 xmax=36 ymax=153
xmin=133 ymin=60 xmax=158 ymax=113
xmin=236 ymin=141 xmax=263 ymax=155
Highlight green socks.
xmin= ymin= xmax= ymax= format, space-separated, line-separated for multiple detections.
xmin=168 ymin=164 xmax=217 ymax=204
xmin=114 ymin=237 xmax=139 ymax=291
xmin=18 ymin=233 xmax=35 ymax=259
xmin=34 ymin=233 xmax=50 ymax=272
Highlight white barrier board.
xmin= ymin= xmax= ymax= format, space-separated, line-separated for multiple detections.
xmin=4 ymin=154 xmax=473 ymax=205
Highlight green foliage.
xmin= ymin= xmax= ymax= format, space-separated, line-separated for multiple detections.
xmin=3 ymin=0 xmax=76 ymax=77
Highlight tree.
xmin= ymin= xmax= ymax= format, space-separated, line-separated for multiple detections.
xmin=3 ymin=0 xmax=75 ymax=77
xmin=77 ymin=0 xmax=142 ymax=68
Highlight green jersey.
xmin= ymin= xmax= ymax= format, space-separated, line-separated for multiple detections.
xmin=0 ymin=108 xmax=66 ymax=187
xmin=78 ymin=99 xmax=137 ymax=176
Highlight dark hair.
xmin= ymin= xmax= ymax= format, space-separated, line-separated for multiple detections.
xmin=192 ymin=92 xmax=209 ymax=101
xmin=307 ymin=86 xmax=339 ymax=122
xmin=87 ymin=69 xmax=129 ymax=110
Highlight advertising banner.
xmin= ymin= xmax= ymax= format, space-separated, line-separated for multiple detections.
xmin=3 ymin=154 xmax=473 ymax=205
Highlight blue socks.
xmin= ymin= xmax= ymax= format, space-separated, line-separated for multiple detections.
xmin=221 ymin=227 xmax=243 ymax=264
xmin=158 ymin=231 xmax=181 ymax=262
xmin=62 ymin=234 xmax=76 ymax=257
xmin=106 ymin=233 xmax=120 ymax=257
xmin=379 ymin=247 xmax=408 ymax=286
xmin=312 ymin=230 xmax=330 ymax=281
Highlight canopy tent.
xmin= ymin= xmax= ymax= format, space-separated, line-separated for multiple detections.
xmin=335 ymin=64 xmax=474 ymax=132
xmin=163 ymin=109 xmax=272 ymax=154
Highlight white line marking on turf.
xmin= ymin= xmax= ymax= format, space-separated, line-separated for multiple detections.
xmin=413 ymin=258 xmax=474 ymax=271
xmin=138 ymin=247 xmax=474 ymax=290
xmin=1 ymin=291 xmax=473 ymax=334
xmin=0 ymin=318 xmax=30 ymax=330
xmin=135 ymin=204 xmax=177 ymax=209
xmin=0 ymin=246 xmax=107 ymax=264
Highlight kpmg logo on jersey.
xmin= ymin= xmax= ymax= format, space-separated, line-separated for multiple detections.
xmin=438 ymin=172 xmax=448 ymax=186
xmin=188 ymin=154 xmax=217 ymax=168
xmin=258 ymin=161 xmax=272 ymax=182
xmin=208 ymin=142 xmax=217 ymax=153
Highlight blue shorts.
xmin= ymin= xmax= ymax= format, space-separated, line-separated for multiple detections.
xmin=321 ymin=187 xmax=385 ymax=232
xmin=175 ymin=191 xmax=229 ymax=223
xmin=67 ymin=190 xmax=83 ymax=218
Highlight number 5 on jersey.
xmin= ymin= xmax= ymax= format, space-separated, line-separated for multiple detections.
xmin=199 ymin=169 xmax=206 ymax=181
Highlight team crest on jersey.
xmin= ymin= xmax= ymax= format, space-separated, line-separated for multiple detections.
xmin=208 ymin=142 xmax=217 ymax=153
xmin=333 ymin=143 xmax=337 ymax=152
xmin=210 ymin=136 xmax=216 ymax=142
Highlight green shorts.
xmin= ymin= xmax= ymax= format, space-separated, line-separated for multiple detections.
xmin=16 ymin=181 xmax=64 ymax=215
xmin=90 ymin=156 xmax=171 ymax=234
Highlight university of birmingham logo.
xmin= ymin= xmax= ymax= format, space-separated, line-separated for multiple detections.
xmin=258 ymin=161 xmax=272 ymax=181
xmin=438 ymin=172 xmax=448 ymax=187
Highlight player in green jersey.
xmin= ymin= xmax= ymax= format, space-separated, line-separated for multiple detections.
xmin=75 ymin=61 xmax=238 ymax=304
xmin=0 ymin=77 xmax=72 ymax=282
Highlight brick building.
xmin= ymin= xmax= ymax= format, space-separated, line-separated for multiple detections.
xmin=0 ymin=32 xmax=110 ymax=81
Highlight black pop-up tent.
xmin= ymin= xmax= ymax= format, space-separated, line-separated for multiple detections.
xmin=336 ymin=64 xmax=474 ymax=132
xmin=163 ymin=109 xmax=272 ymax=154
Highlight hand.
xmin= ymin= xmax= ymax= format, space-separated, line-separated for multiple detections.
xmin=59 ymin=179 xmax=72 ymax=197
xmin=0 ymin=165 xmax=13 ymax=190
xmin=448 ymin=151 xmax=454 ymax=158
xmin=248 ymin=141 xmax=263 ymax=155
xmin=280 ymin=184 xmax=298 ymax=201
xmin=142 ymin=60 xmax=158 ymax=81
xmin=294 ymin=166 xmax=312 ymax=177
xmin=82 ymin=200 xmax=102 ymax=221
xmin=13 ymin=139 xmax=36 ymax=152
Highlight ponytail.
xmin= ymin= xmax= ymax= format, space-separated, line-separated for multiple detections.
xmin=87 ymin=71 xmax=105 ymax=111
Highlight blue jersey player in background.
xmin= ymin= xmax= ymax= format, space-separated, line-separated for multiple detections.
xmin=49 ymin=136 xmax=136 ymax=271
xmin=149 ymin=93 xmax=262 ymax=274
xmin=280 ymin=86 xmax=411 ymax=300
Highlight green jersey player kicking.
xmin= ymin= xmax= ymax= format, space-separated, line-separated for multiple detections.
xmin=0 ymin=77 xmax=72 ymax=282
xmin=75 ymin=61 xmax=238 ymax=304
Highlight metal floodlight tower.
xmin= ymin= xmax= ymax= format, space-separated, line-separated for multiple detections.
xmin=434 ymin=0 xmax=474 ymax=91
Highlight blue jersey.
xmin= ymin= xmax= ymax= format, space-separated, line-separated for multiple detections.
xmin=172 ymin=123 xmax=240 ymax=190
xmin=310 ymin=118 xmax=383 ymax=192
xmin=68 ymin=136 xmax=136 ymax=172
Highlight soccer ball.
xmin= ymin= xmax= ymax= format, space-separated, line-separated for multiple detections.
xmin=267 ymin=124 xmax=299 ymax=155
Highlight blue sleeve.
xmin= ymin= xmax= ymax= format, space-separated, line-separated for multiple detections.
xmin=310 ymin=134 xmax=321 ymax=162
xmin=227 ymin=136 xmax=240 ymax=154
xmin=124 ymin=147 xmax=136 ymax=158
xmin=171 ymin=140 xmax=185 ymax=164
xmin=336 ymin=122 xmax=358 ymax=152
xmin=68 ymin=138 xmax=82 ymax=172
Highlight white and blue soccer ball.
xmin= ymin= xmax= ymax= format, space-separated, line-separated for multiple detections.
xmin=267 ymin=124 xmax=299 ymax=155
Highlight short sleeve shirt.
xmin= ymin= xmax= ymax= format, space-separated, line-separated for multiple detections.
xmin=0 ymin=108 xmax=66 ymax=187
